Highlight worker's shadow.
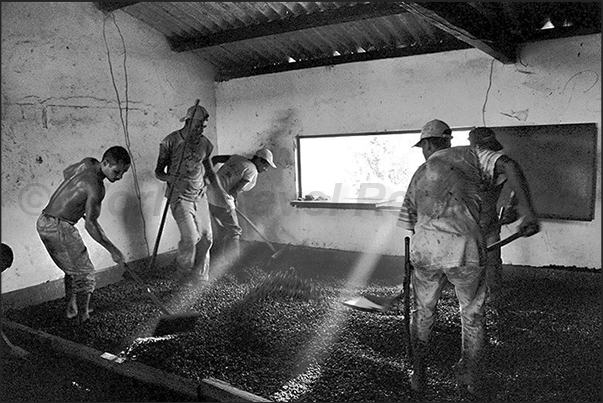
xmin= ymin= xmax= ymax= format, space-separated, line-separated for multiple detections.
xmin=116 ymin=192 xmax=152 ymax=264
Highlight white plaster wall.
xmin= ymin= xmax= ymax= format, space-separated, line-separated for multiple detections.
xmin=1 ymin=2 xmax=217 ymax=292
xmin=216 ymin=34 xmax=601 ymax=270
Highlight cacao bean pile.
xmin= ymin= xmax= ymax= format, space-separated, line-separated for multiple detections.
xmin=3 ymin=248 xmax=600 ymax=402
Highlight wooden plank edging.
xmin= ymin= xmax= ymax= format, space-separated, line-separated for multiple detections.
xmin=3 ymin=320 xmax=271 ymax=402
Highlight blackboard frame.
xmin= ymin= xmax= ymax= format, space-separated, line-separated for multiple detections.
xmin=491 ymin=123 xmax=598 ymax=221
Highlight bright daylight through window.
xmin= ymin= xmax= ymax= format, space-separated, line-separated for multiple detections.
xmin=297 ymin=129 xmax=470 ymax=207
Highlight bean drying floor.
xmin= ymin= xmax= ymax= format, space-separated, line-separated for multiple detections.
xmin=2 ymin=245 xmax=601 ymax=402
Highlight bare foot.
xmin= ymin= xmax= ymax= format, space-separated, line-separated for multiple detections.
xmin=79 ymin=310 xmax=90 ymax=323
xmin=66 ymin=304 xmax=78 ymax=319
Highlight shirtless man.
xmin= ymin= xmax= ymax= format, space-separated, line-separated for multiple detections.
xmin=36 ymin=146 xmax=130 ymax=323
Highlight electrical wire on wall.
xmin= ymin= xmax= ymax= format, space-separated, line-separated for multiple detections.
xmin=402 ymin=3 xmax=498 ymax=127
xmin=482 ymin=59 xmax=495 ymax=126
xmin=102 ymin=13 xmax=150 ymax=256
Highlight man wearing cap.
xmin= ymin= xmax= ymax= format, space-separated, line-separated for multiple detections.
xmin=398 ymin=119 xmax=540 ymax=398
xmin=207 ymin=148 xmax=277 ymax=266
xmin=154 ymin=103 xmax=228 ymax=284
xmin=468 ymin=127 xmax=519 ymax=305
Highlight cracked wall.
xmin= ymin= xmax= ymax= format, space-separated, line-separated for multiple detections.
xmin=1 ymin=2 xmax=217 ymax=292
xmin=216 ymin=35 xmax=601 ymax=269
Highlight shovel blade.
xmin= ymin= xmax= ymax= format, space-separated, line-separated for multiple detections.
xmin=342 ymin=296 xmax=389 ymax=312
xmin=152 ymin=311 xmax=201 ymax=337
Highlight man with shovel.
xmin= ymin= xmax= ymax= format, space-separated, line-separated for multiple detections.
xmin=468 ymin=127 xmax=520 ymax=306
xmin=397 ymin=119 xmax=540 ymax=399
xmin=36 ymin=146 xmax=131 ymax=324
xmin=206 ymin=148 xmax=277 ymax=268
xmin=154 ymin=103 xmax=228 ymax=285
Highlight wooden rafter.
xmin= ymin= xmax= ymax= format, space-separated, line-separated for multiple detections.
xmin=401 ymin=2 xmax=517 ymax=64
xmin=217 ymin=35 xmax=472 ymax=82
xmin=96 ymin=2 xmax=139 ymax=13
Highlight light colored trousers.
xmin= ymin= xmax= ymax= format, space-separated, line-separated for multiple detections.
xmin=411 ymin=263 xmax=487 ymax=382
xmin=169 ymin=195 xmax=212 ymax=279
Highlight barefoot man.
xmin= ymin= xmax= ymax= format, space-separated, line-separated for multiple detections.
xmin=36 ymin=146 xmax=130 ymax=323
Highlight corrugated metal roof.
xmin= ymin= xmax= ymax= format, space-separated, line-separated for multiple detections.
xmin=96 ymin=2 xmax=601 ymax=81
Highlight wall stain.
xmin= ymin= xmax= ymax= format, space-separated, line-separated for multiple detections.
xmin=42 ymin=106 xmax=47 ymax=128
xmin=500 ymin=109 xmax=529 ymax=121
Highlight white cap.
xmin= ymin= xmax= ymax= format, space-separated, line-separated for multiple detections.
xmin=255 ymin=148 xmax=276 ymax=168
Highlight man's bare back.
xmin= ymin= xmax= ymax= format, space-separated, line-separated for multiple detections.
xmin=43 ymin=158 xmax=105 ymax=224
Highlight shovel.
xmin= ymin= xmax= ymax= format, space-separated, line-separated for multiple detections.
xmin=236 ymin=208 xmax=290 ymax=261
xmin=342 ymin=230 xmax=525 ymax=313
xmin=122 ymin=263 xmax=201 ymax=337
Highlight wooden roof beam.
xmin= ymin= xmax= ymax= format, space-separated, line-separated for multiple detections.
xmin=402 ymin=2 xmax=517 ymax=64
xmin=96 ymin=2 xmax=139 ymax=13
xmin=217 ymin=36 xmax=473 ymax=82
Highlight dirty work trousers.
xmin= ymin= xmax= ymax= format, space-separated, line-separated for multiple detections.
xmin=169 ymin=195 xmax=212 ymax=280
xmin=411 ymin=263 xmax=487 ymax=385
xmin=36 ymin=213 xmax=96 ymax=295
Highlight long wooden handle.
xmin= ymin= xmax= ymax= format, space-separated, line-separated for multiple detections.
xmin=487 ymin=230 xmax=523 ymax=252
xmin=149 ymin=99 xmax=201 ymax=269
xmin=403 ymin=236 xmax=412 ymax=359
xmin=123 ymin=263 xmax=172 ymax=316
xmin=235 ymin=208 xmax=278 ymax=253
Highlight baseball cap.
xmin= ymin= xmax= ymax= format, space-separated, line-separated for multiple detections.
xmin=255 ymin=148 xmax=277 ymax=168
xmin=179 ymin=105 xmax=210 ymax=122
xmin=468 ymin=127 xmax=503 ymax=151
xmin=413 ymin=119 xmax=453 ymax=147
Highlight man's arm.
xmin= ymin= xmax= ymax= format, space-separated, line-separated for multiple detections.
xmin=211 ymin=155 xmax=231 ymax=165
xmin=227 ymin=179 xmax=251 ymax=202
xmin=83 ymin=187 xmax=124 ymax=264
xmin=397 ymin=166 xmax=422 ymax=233
xmin=154 ymin=145 xmax=174 ymax=184
xmin=202 ymin=157 xmax=232 ymax=208
xmin=494 ymin=155 xmax=540 ymax=237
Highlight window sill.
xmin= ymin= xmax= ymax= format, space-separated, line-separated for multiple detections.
xmin=290 ymin=200 xmax=401 ymax=211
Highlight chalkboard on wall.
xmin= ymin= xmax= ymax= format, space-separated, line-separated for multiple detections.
xmin=492 ymin=123 xmax=598 ymax=221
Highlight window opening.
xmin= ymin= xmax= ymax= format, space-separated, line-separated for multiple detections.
xmin=296 ymin=128 xmax=470 ymax=207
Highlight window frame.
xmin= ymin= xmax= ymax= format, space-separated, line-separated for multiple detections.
xmin=292 ymin=127 xmax=472 ymax=210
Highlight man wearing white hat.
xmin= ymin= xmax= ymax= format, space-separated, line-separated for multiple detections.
xmin=398 ymin=119 xmax=540 ymax=399
xmin=207 ymin=148 xmax=277 ymax=266
xmin=154 ymin=103 xmax=228 ymax=284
